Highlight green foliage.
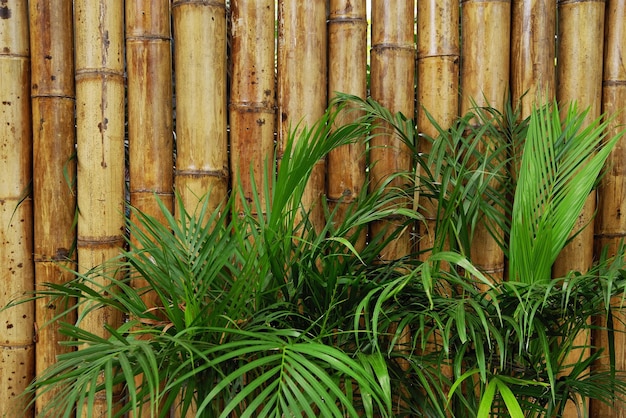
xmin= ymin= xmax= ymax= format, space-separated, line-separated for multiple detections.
xmin=6 ymin=95 xmax=626 ymax=417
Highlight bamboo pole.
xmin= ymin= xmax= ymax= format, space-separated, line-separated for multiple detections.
xmin=369 ymin=0 xmax=415 ymax=261
xmin=0 ymin=2 xmax=34 ymax=416
xmin=29 ymin=0 xmax=76 ymax=415
xmin=229 ymin=0 xmax=275 ymax=214
xmin=172 ymin=0 xmax=228 ymax=217
xmin=74 ymin=1 xmax=125 ymax=415
xmin=416 ymin=0 xmax=460 ymax=258
xmin=460 ymin=0 xmax=511 ymax=282
xmin=126 ymin=2 xmax=173 ymax=416
xmin=510 ymin=0 xmax=557 ymax=118
xmin=277 ymin=0 xmax=327 ymax=232
xmin=327 ymin=0 xmax=367 ymax=248
xmin=554 ymin=2 xmax=605 ymax=417
xmin=415 ymin=0 xmax=460 ymax=400
xmin=127 ymin=0 xmax=174 ymax=226
xmin=593 ymin=1 xmax=626 ymax=416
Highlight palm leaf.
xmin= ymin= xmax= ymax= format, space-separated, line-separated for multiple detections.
xmin=509 ymin=103 xmax=622 ymax=284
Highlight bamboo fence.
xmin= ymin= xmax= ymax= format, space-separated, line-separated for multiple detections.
xmin=1 ymin=1 xmax=625 ymax=417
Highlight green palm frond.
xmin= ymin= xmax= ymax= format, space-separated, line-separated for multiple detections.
xmin=509 ymin=103 xmax=623 ymax=284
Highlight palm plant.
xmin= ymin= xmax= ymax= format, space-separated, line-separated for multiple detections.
xmin=341 ymin=94 xmax=626 ymax=417
xmin=8 ymin=101 xmax=423 ymax=418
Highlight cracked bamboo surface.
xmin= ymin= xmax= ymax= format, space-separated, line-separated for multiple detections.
xmin=74 ymin=1 xmax=126 ymax=415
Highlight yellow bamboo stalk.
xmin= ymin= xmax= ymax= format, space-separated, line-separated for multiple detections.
xmin=327 ymin=0 xmax=367 ymax=248
xmin=510 ymin=0 xmax=556 ymax=118
xmin=593 ymin=1 xmax=626 ymax=416
xmin=277 ymin=0 xmax=327 ymax=231
xmin=0 ymin=2 xmax=34 ymax=416
xmin=460 ymin=0 xmax=511 ymax=282
xmin=369 ymin=0 xmax=415 ymax=261
xmin=554 ymin=2 xmax=605 ymax=417
xmin=126 ymin=2 xmax=173 ymax=416
xmin=29 ymin=0 xmax=76 ymax=415
xmin=416 ymin=0 xmax=459 ymax=259
xmin=172 ymin=0 xmax=228 ymax=217
xmin=229 ymin=0 xmax=275 ymax=214
xmin=74 ymin=1 xmax=125 ymax=415
xmin=127 ymin=0 xmax=174 ymax=224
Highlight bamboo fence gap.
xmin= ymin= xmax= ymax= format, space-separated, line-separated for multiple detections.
xmin=0 ymin=2 xmax=34 ymax=416
xmin=327 ymin=0 xmax=367 ymax=249
xmin=74 ymin=1 xmax=126 ymax=415
xmin=416 ymin=0 xmax=460 ymax=259
xmin=369 ymin=0 xmax=415 ymax=261
xmin=229 ymin=0 xmax=275 ymax=214
xmin=555 ymin=2 xmax=605 ymax=417
xmin=172 ymin=0 xmax=228 ymax=218
xmin=277 ymin=0 xmax=327 ymax=232
xmin=593 ymin=1 xmax=626 ymax=417
xmin=29 ymin=0 xmax=77 ymax=415
xmin=460 ymin=0 xmax=511 ymax=282
xmin=510 ymin=0 xmax=557 ymax=119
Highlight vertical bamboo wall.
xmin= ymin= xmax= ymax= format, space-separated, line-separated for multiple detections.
xmin=29 ymin=0 xmax=76 ymax=415
xmin=2 ymin=2 xmax=626 ymax=417
xmin=0 ymin=2 xmax=34 ymax=416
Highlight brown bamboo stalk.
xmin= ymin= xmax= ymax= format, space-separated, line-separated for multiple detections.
xmin=74 ymin=1 xmax=125 ymax=416
xmin=172 ymin=0 xmax=228 ymax=217
xmin=277 ymin=0 xmax=327 ymax=232
xmin=416 ymin=0 xmax=460 ymax=259
xmin=229 ymin=0 xmax=275 ymax=214
xmin=126 ymin=2 xmax=173 ymax=416
xmin=554 ymin=2 xmax=605 ymax=417
xmin=369 ymin=0 xmax=415 ymax=261
xmin=415 ymin=1 xmax=460 ymax=400
xmin=29 ymin=0 xmax=77 ymax=415
xmin=510 ymin=0 xmax=557 ymax=118
xmin=593 ymin=1 xmax=626 ymax=416
xmin=460 ymin=0 xmax=511 ymax=282
xmin=327 ymin=0 xmax=367 ymax=248
xmin=0 ymin=2 xmax=34 ymax=416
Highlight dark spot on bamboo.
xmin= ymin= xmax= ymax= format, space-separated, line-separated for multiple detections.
xmin=256 ymin=118 xmax=265 ymax=126
xmin=264 ymin=89 xmax=271 ymax=96
xmin=44 ymin=55 xmax=52 ymax=60
xmin=98 ymin=117 xmax=108 ymax=133
xmin=1 ymin=101 xmax=10 ymax=105
xmin=47 ymin=303 xmax=56 ymax=310
xmin=51 ymin=75 xmax=56 ymax=81
xmin=2 ymin=47 xmax=9 ymax=53
xmin=17 ymin=263 xmax=22 ymax=268
xmin=6 ymin=324 xmax=13 ymax=329
xmin=0 ymin=5 xmax=11 ymax=19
